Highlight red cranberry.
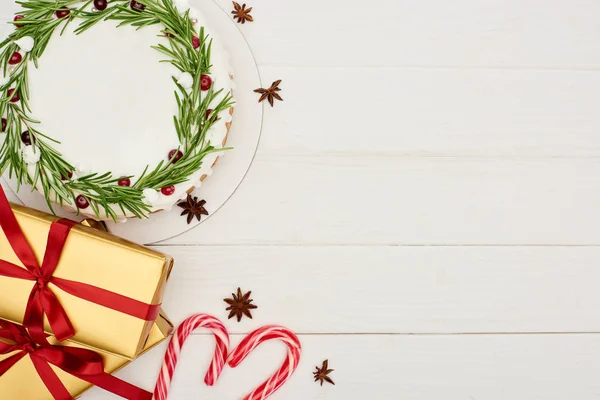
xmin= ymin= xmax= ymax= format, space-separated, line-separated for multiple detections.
xmin=168 ymin=149 xmax=183 ymax=163
xmin=192 ymin=36 xmax=200 ymax=49
xmin=21 ymin=130 xmax=33 ymax=145
xmin=94 ymin=0 xmax=108 ymax=11
xmin=61 ymin=170 xmax=73 ymax=181
xmin=161 ymin=186 xmax=175 ymax=196
xmin=206 ymin=108 xmax=219 ymax=123
xmin=164 ymin=31 xmax=174 ymax=38
xmin=7 ymin=88 xmax=19 ymax=103
xmin=9 ymin=52 xmax=22 ymax=65
xmin=14 ymin=15 xmax=25 ymax=28
xmin=56 ymin=7 xmax=70 ymax=19
xmin=75 ymin=195 xmax=89 ymax=209
xmin=1 ymin=118 xmax=6 ymax=132
xmin=118 ymin=178 xmax=131 ymax=187
xmin=130 ymin=1 xmax=145 ymax=11
xmin=200 ymin=74 xmax=212 ymax=91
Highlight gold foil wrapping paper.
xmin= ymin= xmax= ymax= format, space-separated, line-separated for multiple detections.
xmin=0 ymin=311 xmax=172 ymax=399
xmin=0 ymin=203 xmax=173 ymax=359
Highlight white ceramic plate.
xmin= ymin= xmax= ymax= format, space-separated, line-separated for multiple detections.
xmin=1 ymin=0 xmax=262 ymax=245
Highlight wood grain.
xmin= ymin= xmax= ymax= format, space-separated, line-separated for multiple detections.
xmin=255 ymin=67 xmax=600 ymax=157
xmin=212 ymin=0 xmax=600 ymax=68
xmin=7 ymin=0 xmax=600 ymax=68
xmin=152 ymin=245 xmax=600 ymax=333
xmin=161 ymin=155 xmax=600 ymax=245
xmin=85 ymin=334 xmax=600 ymax=399
xmin=2 ymin=0 xmax=600 ymax=398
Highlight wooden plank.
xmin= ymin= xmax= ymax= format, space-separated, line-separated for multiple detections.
xmin=4 ymin=1 xmax=600 ymax=68
xmin=257 ymin=67 xmax=600 ymax=157
xmin=162 ymin=156 xmax=600 ymax=245
xmin=149 ymin=246 xmax=600 ymax=333
xmin=3 ymin=15 xmax=600 ymax=157
xmin=87 ymin=333 xmax=600 ymax=399
xmin=213 ymin=0 xmax=600 ymax=68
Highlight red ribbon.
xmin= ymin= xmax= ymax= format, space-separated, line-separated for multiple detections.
xmin=0 ymin=319 xmax=151 ymax=400
xmin=0 ymin=186 xmax=160 ymax=342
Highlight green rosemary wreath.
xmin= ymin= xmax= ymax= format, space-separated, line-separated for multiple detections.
xmin=0 ymin=0 xmax=234 ymax=220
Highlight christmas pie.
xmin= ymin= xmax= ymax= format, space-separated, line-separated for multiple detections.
xmin=0 ymin=0 xmax=235 ymax=221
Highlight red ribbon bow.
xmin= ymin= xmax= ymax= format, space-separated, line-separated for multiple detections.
xmin=0 ymin=319 xmax=151 ymax=400
xmin=0 ymin=186 xmax=160 ymax=342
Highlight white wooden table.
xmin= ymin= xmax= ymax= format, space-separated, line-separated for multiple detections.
xmin=4 ymin=0 xmax=600 ymax=398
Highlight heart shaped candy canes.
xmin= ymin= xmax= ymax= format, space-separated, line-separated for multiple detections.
xmin=152 ymin=314 xmax=301 ymax=400
xmin=228 ymin=325 xmax=302 ymax=400
xmin=153 ymin=314 xmax=229 ymax=400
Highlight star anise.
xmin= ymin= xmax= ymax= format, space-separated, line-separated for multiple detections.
xmin=313 ymin=360 xmax=335 ymax=386
xmin=231 ymin=2 xmax=253 ymax=24
xmin=254 ymin=80 xmax=283 ymax=107
xmin=177 ymin=195 xmax=208 ymax=224
xmin=224 ymin=287 xmax=258 ymax=322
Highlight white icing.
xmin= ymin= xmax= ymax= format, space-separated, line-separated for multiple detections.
xmin=188 ymin=8 xmax=201 ymax=23
xmin=142 ymin=188 xmax=159 ymax=206
xmin=15 ymin=36 xmax=34 ymax=53
xmin=176 ymin=72 xmax=194 ymax=90
xmin=22 ymin=145 xmax=40 ymax=164
xmin=18 ymin=0 xmax=234 ymax=220
xmin=74 ymin=164 xmax=93 ymax=179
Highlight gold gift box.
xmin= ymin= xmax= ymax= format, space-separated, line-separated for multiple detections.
xmin=0 ymin=203 xmax=173 ymax=359
xmin=0 ymin=310 xmax=172 ymax=399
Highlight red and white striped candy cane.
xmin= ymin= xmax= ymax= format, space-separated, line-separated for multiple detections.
xmin=153 ymin=314 xmax=230 ymax=400
xmin=228 ymin=325 xmax=302 ymax=400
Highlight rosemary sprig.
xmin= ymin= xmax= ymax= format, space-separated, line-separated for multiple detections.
xmin=0 ymin=0 xmax=235 ymax=220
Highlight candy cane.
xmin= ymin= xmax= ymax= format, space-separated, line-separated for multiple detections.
xmin=153 ymin=314 xmax=229 ymax=400
xmin=228 ymin=325 xmax=302 ymax=400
